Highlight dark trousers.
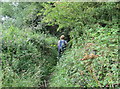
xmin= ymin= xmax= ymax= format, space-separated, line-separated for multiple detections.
xmin=58 ymin=48 xmax=64 ymax=58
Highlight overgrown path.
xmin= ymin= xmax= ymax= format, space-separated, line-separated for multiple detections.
xmin=40 ymin=59 xmax=59 ymax=87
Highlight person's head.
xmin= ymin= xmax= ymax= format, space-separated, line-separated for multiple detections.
xmin=60 ymin=35 xmax=65 ymax=40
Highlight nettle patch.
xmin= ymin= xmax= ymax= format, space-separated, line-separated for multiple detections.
xmin=49 ymin=26 xmax=119 ymax=87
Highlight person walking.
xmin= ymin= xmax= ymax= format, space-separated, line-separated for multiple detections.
xmin=58 ymin=35 xmax=67 ymax=58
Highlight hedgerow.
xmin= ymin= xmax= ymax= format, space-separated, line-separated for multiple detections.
xmin=2 ymin=26 xmax=58 ymax=87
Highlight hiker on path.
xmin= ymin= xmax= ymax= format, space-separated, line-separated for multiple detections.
xmin=58 ymin=35 xmax=67 ymax=58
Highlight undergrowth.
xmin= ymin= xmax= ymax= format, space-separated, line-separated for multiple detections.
xmin=49 ymin=25 xmax=119 ymax=87
xmin=2 ymin=26 xmax=58 ymax=87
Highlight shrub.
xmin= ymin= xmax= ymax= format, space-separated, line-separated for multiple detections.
xmin=49 ymin=26 xmax=119 ymax=87
xmin=2 ymin=26 xmax=58 ymax=87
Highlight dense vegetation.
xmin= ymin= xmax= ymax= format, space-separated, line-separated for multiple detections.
xmin=1 ymin=2 xmax=119 ymax=87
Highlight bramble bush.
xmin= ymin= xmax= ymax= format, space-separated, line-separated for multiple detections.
xmin=1 ymin=2 xmax=119 ymax=87
xmin=2 ymin=26 xmax=58 ymax=87
xmin=49 ymin=25 xmax=119 ymax=87
xmin=43 ymin=2 xmax=119 ymax=87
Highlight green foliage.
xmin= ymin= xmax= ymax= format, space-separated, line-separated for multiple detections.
xmin=44 ymin=3 xmax=119 ymax=86
xmin=1 ymin=2 xmax=44 ymax=30
xmin=42 ymin=2 xmax=119 ymax=44
xmin=2 ymin=26 xmax=58 ymax=87
xmin=0 ymin=66 xmax=2 ymax=88
xmin=1 ymin=2 xmax=119 ymax=87
xmin=49 ymin=25 xmax=119 ymax=87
